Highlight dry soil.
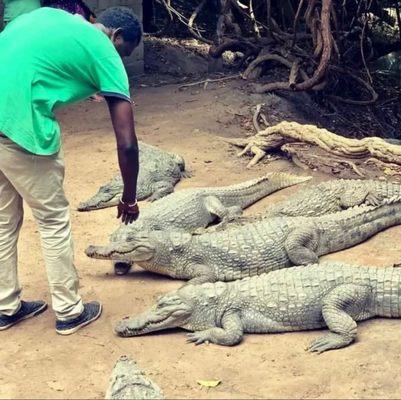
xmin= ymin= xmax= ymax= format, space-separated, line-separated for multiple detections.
xmin=2 ymin=80 xmax=401 ymax=399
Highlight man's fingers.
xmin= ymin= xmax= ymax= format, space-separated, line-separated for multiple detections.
xmin=117 ymin=201 xmax=139 ymax=224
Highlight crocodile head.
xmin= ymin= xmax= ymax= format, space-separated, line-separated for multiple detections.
xmin=77 ymin=176 xmax=123 ymax=211
xmin=85 ymin=231 xmax=192 ymax=277
xmin=115 ymin=291 xmax=194 ymax=336
xmin=85 ymin=232 xmax=158 ymax=263
xmin=115 ymin=282 xmax=226 ymax=337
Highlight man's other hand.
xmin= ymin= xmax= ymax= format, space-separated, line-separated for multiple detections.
xmin=117 ymin=199 xmax=139 ymax=224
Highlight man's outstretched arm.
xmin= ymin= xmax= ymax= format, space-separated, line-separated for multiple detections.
xmin=106 ymin=97 xmax=139 ymax=224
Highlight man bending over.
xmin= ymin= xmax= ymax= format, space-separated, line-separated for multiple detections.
xmin=0 ymin=6 xmax=141 ymax=335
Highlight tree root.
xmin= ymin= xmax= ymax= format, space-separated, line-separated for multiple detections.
xmin=209 ymin=38 xmax=260 ymax=59
xmin=224 ymin=121 xmax=401 ymax=175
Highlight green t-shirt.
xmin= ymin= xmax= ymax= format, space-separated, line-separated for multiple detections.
xmin=3 ymin=0 xmax=41 ymax=22
xmin=0 ymin=8 xmax=130 ymax=155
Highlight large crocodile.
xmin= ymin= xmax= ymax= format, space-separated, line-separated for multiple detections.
xmin=107 ymin=172 xmax=311 ymax=275
xmin=86 ymin=197 xmax=401 ymax=284
xmin=210 ymin=178 xmax=401 ymax=231
xmin=114 ymin=262 xmax=401 ymax=353
xmin=264 ymin=179 xmax=401 ymax=217
xmin=78 ymin=142 xmax=188 ymax=211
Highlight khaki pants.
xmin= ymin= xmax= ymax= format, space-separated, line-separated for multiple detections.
xmin=0 ymin=136 xmax=83 ymax=320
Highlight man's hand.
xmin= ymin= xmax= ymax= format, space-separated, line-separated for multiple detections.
xmin=117 ymin=199 xmax=139 ymax=224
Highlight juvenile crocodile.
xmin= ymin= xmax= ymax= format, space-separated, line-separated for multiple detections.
xmin=86 ymin=198 xmax=401 ymax=284
xmin=114 ymin=262 xmax=401 ymax=353
xmin=105 ymin=356 xmax=164 ymax=399
xmin=78 ymin=142 xmax=188 ymax=211
xmin=107 ymin=172 xmax=311 ymax=275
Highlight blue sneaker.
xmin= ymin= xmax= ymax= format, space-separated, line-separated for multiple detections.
xmin=56 ymin=301 xmax=102 ymax=335
xmin=0 ymin=300 xmax=47 ymax=331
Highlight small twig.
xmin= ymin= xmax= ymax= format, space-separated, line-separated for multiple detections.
xmin=292 ymin=0 xmax=305 ymax=47
xmin=289 ymin=60 xmax=300 ymax=89
xmin=252 ymin=103 xmax=264 ymax=132
xmin=328 ymin=66 xmax=378 ymax=105
xmin=395 ymin=2 xmax=401 ymax=43
xmin=178 ymin=74 xmax=241 ymax=90
xmin=360 ymin=0 xmax=373 ymax=84
xmin=249 ymin=0 xmax=260 ymax=37
xmin=188 ymin=0 xmax=213 ymax=44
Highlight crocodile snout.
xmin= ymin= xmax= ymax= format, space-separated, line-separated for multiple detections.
xmin=85 ymin=245 xmax=111 ymax=259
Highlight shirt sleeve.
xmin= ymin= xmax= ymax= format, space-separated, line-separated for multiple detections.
xmin=93 ymin=56 xmax=131 ymax=102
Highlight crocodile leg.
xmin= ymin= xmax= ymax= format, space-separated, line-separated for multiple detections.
xmin=340 ymin=187 xmax=384 ymax=208
xmin=147 ymin=181 xmax=175 ymax=202
xmin=307 ymin=284 xmax=372 ymax=354
xmin=185 ymin=264 xmax=217 ymax=285
xmin=339 ymin=187 xmax=369 ymax=208
xmin=284 ymin=226 xmax=319 ymax=265
xmin=187 ymin=312 xmax=243 ymax=346
xmin=204 ymin=196 xmax=243 ymax=224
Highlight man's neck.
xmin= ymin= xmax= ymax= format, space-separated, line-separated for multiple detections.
xmin=93 ymin=22 xmax=113 ymax=39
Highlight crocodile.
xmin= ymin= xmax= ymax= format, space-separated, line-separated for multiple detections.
xmin=114 ymin=262 xmax=401 ymax=353
xmin=266 ymin=178 xmax=401 ymax=217
xmin=86 ymin=197 xmax=401 ymax=284
xmin=209 ymin=178 xmax=401 ymax=232
xmin=78 ymin=142 xmax=188 ymax=211
xmin=105 ymin=356 xmax=164 ymax=399
xmin=107 ymin=172 xmax=311 ymax=275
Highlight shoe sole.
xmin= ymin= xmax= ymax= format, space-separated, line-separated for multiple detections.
xmin=0 ymin=303 xmax=48 ymax=331
xmin=114 ymin=262 xmax=132 ymax=276
xmin=56 ymin=303 xmax=103 ymax=336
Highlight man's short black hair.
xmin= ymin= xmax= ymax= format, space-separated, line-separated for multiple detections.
xmin=98 ymin=6 xmax=142 ymax=45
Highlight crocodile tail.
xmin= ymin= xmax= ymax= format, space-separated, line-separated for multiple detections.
xmin=222 ymin=137 xmax=250 ymax=147
xmin=322 ymin=195 xmax=401 ymax=252
xmin=216 ymin=173 xmax=312 ymax=209
xmin=377 ymin=180 xmax=401 ymax=199
xmin=268 ymin=172 xmax=312 ymax=189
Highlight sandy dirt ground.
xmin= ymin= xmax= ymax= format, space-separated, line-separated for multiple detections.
xmin=2 ymin=80 xmax=401 ymax=399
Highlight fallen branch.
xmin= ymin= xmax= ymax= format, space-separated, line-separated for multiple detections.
xmin=224 ymin=121 xmax=401 ymax=170
xmin=178 ymin=74 xmax=241 ymax=90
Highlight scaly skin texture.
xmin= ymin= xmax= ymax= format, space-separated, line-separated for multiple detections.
xmin=266 ymin=179 xmax=401 ymax=217
xmin=211 ymin=178 xmax=401 ymax=232
xmin=86 ymin=198 xmax=401 ymax=284
xmin=104 ymin=173 xmax=311 ymax=275
xmin=77 ymin=142 xmax=188 ymax=211
xmin=105 ymin=356 xmax=164 ymax=399
xmin=114 ymin=262 xmax=401 ymax=353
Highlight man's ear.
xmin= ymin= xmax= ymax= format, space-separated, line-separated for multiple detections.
xmin=112 ymin=27 xmax=124 ymax=42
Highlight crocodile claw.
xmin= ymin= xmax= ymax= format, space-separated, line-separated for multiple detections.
xmin=186 ymin=332 xmax=210 ymax=346
xmin=365 ymin=193 xmax=384 ymax=207
xmin=307 ymin=333 xmax=351 ymax=354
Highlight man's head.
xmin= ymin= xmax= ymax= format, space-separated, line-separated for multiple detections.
xmin=97 ymin=7 xmax=142 ymax=57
